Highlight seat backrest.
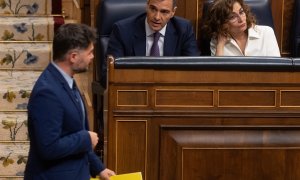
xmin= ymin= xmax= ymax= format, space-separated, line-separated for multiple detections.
xmin=199 ymin=0 xmax=274 ymax=55
xmin=291 ymin=0 xmax=300 ymax=57
xmin=244 ymin=0 xmax=274 ymax=28
xmin=96 ymin=0 xmax=146 ymax=87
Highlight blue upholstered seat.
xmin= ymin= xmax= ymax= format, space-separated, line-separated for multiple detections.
xmin=96 ymin=0 xmax=146 ymax=88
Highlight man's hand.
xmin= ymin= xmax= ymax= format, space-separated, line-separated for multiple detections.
xmin=88 ymin=131 xmax=99 ymax=148
xmin=99 ymin=168 xmax=116 ymax=180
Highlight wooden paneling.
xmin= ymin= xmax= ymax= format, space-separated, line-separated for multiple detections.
xmin=282 ymin=0 xmax=295 ymax=56
xmin=62 ymin=0 xmax=82 ymax=22
xmin=155 ymin=89 xmax=214 ymax=107
xmin=280 ymin=91 xmax=300 ymax=107
xmin=218 ymin=90 xmax=276 ymax=107
xmin=115 ymin=120 xmax=147 ymax=174
xmin=106 ymin=57 xmax=300 ymax=179
xmin=270 ymin=0 xmax=295 ymax=56
xmin=117 ymin=90 xmax=148 ymax=106
xmin=160 ymin=126 xmax=300 ymax=180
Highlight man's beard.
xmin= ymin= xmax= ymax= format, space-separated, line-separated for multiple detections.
xmin=72 ymin=67 xmax=88 ymax=74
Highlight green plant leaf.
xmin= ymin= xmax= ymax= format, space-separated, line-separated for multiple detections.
xmin=0 ymin=0 xmax=6 ymax=9
xmin=17 ymin=158 xmax=22 ymax=164
xmin=35 ymin=34 xmax=44 ymax=41
xmin=0 ymin=54 xmax=13 ymax=65
xmin=3 ymin=158 xmax=14 ymax=167
xmin=23 ymin=158 xmax=27 ymax=163
xmin=8 ymin=158 xmax=14 ymax=164
xmin=2 ymin=119 xmax=16 ymax=128
xmin=1 ymin=30 xmax=14 ymax=40
xmin=20 ymin=90 xmax=30 ymax=98
xmin=3 ymin=91 xmax=16 ymax=102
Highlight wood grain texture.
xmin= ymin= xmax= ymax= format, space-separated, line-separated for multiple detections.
xmin=106 ymin=58 xmax=300 ymax=179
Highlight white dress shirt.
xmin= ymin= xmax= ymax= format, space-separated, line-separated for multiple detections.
xmin=210 ymin=25 xmax=281 ymax=57
xmin=145 ymin=18 xmax=167 ymax=56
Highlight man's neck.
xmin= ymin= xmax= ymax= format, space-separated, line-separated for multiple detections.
xmin=53 ymin=60 xmax=74 ymax=77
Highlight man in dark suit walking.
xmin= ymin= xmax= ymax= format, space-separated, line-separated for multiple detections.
xmin=24 ymin=23 xmax=115 ymax=180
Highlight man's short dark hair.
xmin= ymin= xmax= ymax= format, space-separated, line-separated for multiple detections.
xmin=52 ymin=23 xmax=97 ymax=61
xmin=148 ymin=0 xmax=177 ymax=8
xmin=173 ymin=0 xmax=177 ymax=7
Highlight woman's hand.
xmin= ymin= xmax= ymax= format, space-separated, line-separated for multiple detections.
xmin=215 ymin=34 xmax=230 ymax=56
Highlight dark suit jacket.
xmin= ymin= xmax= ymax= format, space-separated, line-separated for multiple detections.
xmin=101 ymin=13 xmax=200 ymax=87
xmin=24 ymin=63 xmax=104 ymax=180
xmin=107 ymin=13 xmax=200 ymax=57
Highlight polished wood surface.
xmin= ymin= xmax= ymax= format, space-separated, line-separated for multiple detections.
xmin=106 ymin=57 xmax=300 ymax=180
xmin=270 ymin=0 xmax=295 ymax=56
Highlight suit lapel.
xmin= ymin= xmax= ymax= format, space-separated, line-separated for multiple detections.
xmin=133 ymin=16 xmax=146 ymax=56
xmin=164 ymin=22 xmax=178 ymax=56
xmin=48 ymin=63 xmax=84 ymax=122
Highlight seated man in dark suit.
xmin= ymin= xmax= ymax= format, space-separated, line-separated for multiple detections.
xmin=106 ymin=0 xmax=200 ymax=58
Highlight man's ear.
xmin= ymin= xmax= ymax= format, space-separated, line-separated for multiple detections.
xmin=68 ymin=51 xmax=78 ymax=63
xmin=171 ymin=6 xmax=177 ymax=17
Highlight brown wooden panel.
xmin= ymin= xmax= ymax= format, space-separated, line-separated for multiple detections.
xmin=271 ymin=0 xmax=295 ymax=56
xmin=112 ymin=69 xmax=154 ymax=83
xmin=116 ymin=120 xmax=147 ymax=175
xmin=182 ymin=149 xmax=300 ymax=180
xmin=151 ymin=70 xmax=300 ymax=84
xmin=155 ymin=89 xmax=214 ymax=107
xmin=282 ymin=0 xmax=295 ymax=55
xmin=107 ymin=59 xmax=300 ymax=179
xmin=117 ymin=90 xmax=148 ymax=106
xmin=270 ymin=0 xmax=283 ymax=54
xmin=218 ymin=90 xmax=276 ymax=107
xmin=281 ymin=90 xmax=300 ymax=107
xmin=160 ymin=126 xmax=300 ymax=180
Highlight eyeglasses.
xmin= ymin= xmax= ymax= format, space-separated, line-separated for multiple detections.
xmin=228 ymin=10 xmax=246 ymax=23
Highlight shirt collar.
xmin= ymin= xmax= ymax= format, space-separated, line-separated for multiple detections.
xmin=145 ymin=17 xmax=167 ymax=37
xmin=51 ymin=62 xmax=74 ymax=89
xmin=248 ymin=25 xmax=261 ymax=39
xmin=228 ymin=26 xmax=261 ymax=45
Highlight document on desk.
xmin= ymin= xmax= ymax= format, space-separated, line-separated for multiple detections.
xmin=111 ymin=172 xmax=143 ymax=180
xmin=90 ymin=172 xmax=143 ymax=180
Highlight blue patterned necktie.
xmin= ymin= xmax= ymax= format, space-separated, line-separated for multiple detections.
xmin=150 ymin=32 xmax=160 ymax=56
xmin=73 ymin=81 xmax=85 ymax=128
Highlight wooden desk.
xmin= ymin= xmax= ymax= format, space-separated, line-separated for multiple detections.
xmin=105 ymin=57 xmax=300 ymax=180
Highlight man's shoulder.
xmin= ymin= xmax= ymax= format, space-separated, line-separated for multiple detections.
xmin=170 ymin=16 xmax=192 ymax=26
xmin=168 ymin=16 xmax=193 ymax=33
xmin=168 ymin=16 xmax=193 ymax=31
xmin=35 ymin=64 xmax=62 ymax=87
xmin=115 ymin=12 xmax=146 ymax=26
